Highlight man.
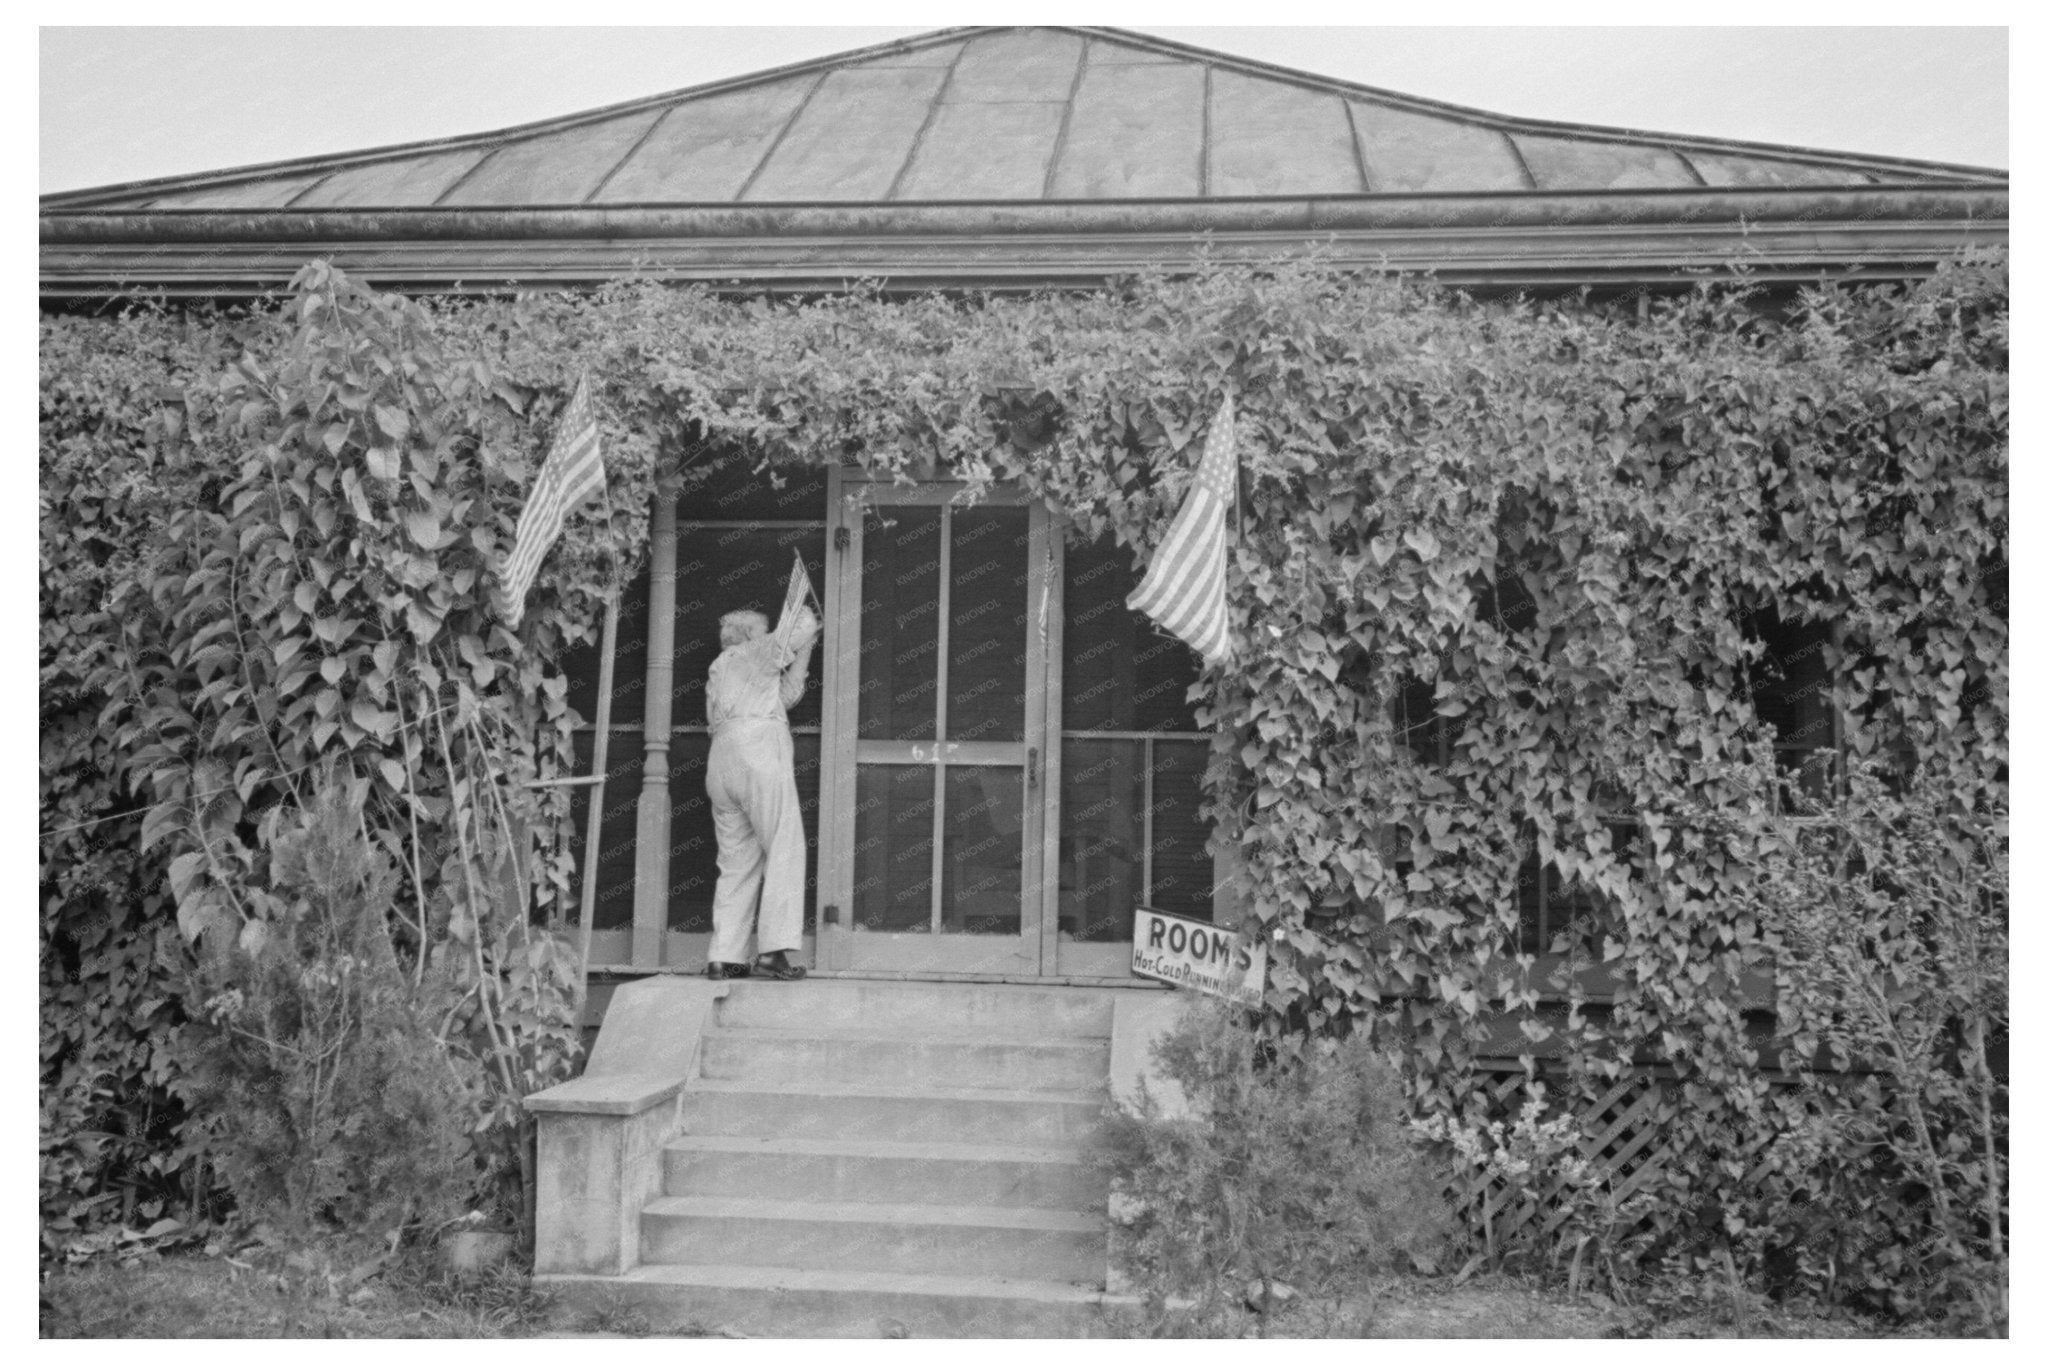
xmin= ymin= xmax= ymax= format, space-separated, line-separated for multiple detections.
xmin=703 ymin=604 xmax=819 ymax=981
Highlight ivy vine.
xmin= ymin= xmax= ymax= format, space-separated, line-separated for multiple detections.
xmin=42 ymin=252 xmax=2005 ymax=1317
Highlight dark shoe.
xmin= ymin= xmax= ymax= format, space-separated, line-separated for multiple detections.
xmin=752 ymin=952 xmax=807 ymax=981
xmin=705 ymin=961 xmax=750 ymax=980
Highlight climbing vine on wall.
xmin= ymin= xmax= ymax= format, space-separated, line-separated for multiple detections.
xmin=43 ymin=253 xmax=2004 ymax=1317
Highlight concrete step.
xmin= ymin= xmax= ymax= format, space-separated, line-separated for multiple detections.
xmin=682 ymin=1080 xmax=1105 ymax=1145
xmin=640 ymin=1196 xmax=1106 ymax=1283
xmin=662 ymin=1134 xmax=1106 ymax=1211
xmin=715 ymin=978 xmax=1117 ymax=1039
xmin=541 ymin=1262 xmax=1144 ymax=1337
xmin=698 ymin=1027 xmax=1110 ymax=1093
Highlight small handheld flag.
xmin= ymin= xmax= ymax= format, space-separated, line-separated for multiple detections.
xmin=500 ymin=374 xmax=605 ymax=628
xmin=1127 ymin=396 xmax=1237 ymax=666
xmin=772 ymin=549 xmax=821 ymax=652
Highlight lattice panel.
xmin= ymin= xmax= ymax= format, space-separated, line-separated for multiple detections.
xmin=1443 ymin=1063 xmax=1780 ymax=1248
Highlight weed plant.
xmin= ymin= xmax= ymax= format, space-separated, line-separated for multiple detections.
xmin=1097 ymin=997 xmax=1452 ymax=1335
xmin=174 ymin=778 xmax=475 ymax=1251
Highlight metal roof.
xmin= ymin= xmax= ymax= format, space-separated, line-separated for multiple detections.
xmin=43 ymin=26 xmax=2001 ymax=212
xmin=38 ymin=27 xmax=2007 ymax=299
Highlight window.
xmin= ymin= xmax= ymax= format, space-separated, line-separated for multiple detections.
xmin=1056 ymin=534 xmax=1219 ymax=941
xmin=1746 ymin=607 xmax=1840 ymax=803
xmin=1514 ymin=824 xmax=1634 ymax=958
xmin=1394 ymin=676 xmax=1631 ymax=959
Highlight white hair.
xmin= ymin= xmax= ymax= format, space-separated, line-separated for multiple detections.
xmin=719 ymin=609 xmax=770 ymax=649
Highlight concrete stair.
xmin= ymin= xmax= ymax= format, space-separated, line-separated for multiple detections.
xmin=561 ymin=978 xmax=1138 ymax=1336
xmin=663 ymin=1135 xmax=1103 ymax=1208
xmin=680 ymin=1080 xmax=1104 ymax=1145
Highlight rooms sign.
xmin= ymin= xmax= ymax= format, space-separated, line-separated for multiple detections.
xmin=1130 ymin=907 xmax=1267 ymax=1006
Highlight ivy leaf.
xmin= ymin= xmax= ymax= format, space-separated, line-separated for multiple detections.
xmin=1404 ymin=527 xmax=1440 ymax=561
xmin=350 ymin=698 xmax=396 ymax=742
xmin=139 ymin=803 xmax=181 ymax=857
xmin=167 ymin=850 xmax=205 ymax=907
xmin=378 ymin=758 xmax=408 ymax=792
xmin=405 ymin=510 xmax=446 ymax=551
xmin=342 ymin=469 xmax=374 ymax=522
xmin=175 ymin=886 xmax=225 ymax=945
xmin=405 ymin=601 xmax=441 ymax=645
xmin=373 ymin=405 xmax=410 ymax=442
xmin=366 ymin=446 xmax=401 ymax=482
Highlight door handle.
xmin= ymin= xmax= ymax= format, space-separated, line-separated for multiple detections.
xmin=1026 ymin=747 xmax=1039 ymax=791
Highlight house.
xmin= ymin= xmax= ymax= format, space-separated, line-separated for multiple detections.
xmin=41 ymin=26 xmax=2007 ymax=1336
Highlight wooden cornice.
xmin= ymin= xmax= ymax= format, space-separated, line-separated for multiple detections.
xmin=40 ymin=186 xmax=2006 ymax=301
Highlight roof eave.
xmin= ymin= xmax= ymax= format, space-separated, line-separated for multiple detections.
xmin=39 ymin=185 xmax=2007 ymax=301
xmin=39 ymin=183 xmax=2008 ymax=243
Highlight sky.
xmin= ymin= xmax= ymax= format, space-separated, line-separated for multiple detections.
xmin=38 ymin=21 xmax=2009 ymax=197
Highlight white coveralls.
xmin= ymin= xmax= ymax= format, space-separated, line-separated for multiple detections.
xmin=704 ymin=631 xmax=812 ymax=965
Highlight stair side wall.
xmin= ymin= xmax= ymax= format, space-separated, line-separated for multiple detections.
xmin=533 ymin=1093 xmax=683 ymax=1275
xmin=528 ymin=976 xmax=730 ymax=1274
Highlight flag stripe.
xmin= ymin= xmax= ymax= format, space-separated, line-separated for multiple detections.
xmin=501 ymin=375 xmax=606 ymax=627
xmin=1126 ymin=396 xmax=1236 ymax=667
xmin=1135 ymin=521 xmax=1223 ymax=637
xmin=1158 ymin=551 xmax=1226 ymax=657
xmin=1138 ymin=496 xmax=1225 ymax=628
xmin=1129 ymin=492 xmax=1221 ymax=613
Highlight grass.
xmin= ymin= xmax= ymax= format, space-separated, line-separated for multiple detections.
xmin=43 ymin=1248 xmax=1917 ymax=1339
xmin=1096 ymin=1268 xmax=1920 ymax=1339
xmin=1103 ymin=1274 xmax=1912 ymax=1340
xmin=38 ymin=1248 xmax=701 ymax=1339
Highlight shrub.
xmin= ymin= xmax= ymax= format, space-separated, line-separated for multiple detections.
xmin=1098 ymin=997 xmax=1452 ymax=1331
xmin=174 ymin=777 xmax=475 ymax=1248
xmin=1735 ymin=766 xmax=2008 ymax=1331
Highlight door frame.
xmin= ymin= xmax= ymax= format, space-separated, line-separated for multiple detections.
xmin=815 ymin=469 xmax=1057 ymax=974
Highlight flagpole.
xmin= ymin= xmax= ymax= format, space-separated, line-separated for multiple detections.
xmin=574 ymin=588 xmax=618 ymax=1016
xmin=571 ymin=370 xmax=616 ymax=1016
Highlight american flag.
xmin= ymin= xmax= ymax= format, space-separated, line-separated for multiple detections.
xmin=1127 ymin=396 xmax=1237 ymax=666
xmin=772 ymin=548 xmax=820 ymax=651
xmin=500 ymin=374 xmax=605 ymax=628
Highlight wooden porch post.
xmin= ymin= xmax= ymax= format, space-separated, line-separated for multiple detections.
xmin=631 ymin=490 xmax=678 ymax=968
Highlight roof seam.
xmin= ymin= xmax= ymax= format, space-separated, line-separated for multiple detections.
xmin=585 ymin=106 xmax=678 ymax=206
xmin=1500 ymin=131 xmax=1540 ymax=192
xmin=1343 ymin=99 xmax=1373 ymax=194
xmin=1040 ymin=35 xmax=1091 ymax=200
xmin=431 ymin=144 xmax=501 ymax=208
xmin=735 ymin=72 xmax=828 ymax=203
xmin=884 ymin=36 xmax=971 ymax=201
xmin=280 ymin=172 xmax=339 ymax=211
xmin=1199 ymin=64 xmax=1213 ymax=197
xmin=1668 ymin=148 xmax=1709 ymax=189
